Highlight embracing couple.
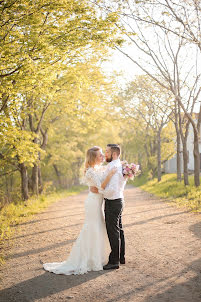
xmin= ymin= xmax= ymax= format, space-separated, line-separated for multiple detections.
xmin=43 ymin=144 xmax=126 ymax=275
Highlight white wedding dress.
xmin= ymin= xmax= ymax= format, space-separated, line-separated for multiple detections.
xmin=43 ymin=166 xmax=110 ymax=275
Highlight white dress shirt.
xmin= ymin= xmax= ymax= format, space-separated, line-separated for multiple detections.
xmin=100 ymin=159 xmax=126 ymax=200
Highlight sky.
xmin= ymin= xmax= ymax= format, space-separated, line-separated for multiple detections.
xmin=101 ymin=47 xmax=143 ymax=88
xmin=101 ymin=45 xmax=201 ymax=113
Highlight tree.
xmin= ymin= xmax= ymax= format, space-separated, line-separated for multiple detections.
xmin=132 ymin=0 xmax=201 ymax=52
xmin=0 ymin=114 xmax=40 ymax=200
xmin=94 ymin=0 xmax=201 ymax=185
xmin=0 ymin=0 xmax=122 ymax=200
xmin=116 ymin=76 xmax=175 ymax=180
xmin=114 ymin=9 xmax=201 ymax=185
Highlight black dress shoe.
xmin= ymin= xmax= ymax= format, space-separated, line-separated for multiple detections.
xmin=103 ymin=263 xmax=119 ymax=270
xmin=120 ymin=258 xmax=125 ymax=264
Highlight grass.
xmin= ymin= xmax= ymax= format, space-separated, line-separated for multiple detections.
xmin=132 ymin=173 xmax=201 ymax=212
xmin=0 ymin=185 xmax=87 ymax=264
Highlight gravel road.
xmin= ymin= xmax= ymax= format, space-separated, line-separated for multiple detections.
xmin=1 ymin=187 xmax=201 ymax=302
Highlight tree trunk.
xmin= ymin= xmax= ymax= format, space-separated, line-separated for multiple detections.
xmin=73 ymin=177 xmax=80 ymax=186
xmin=157 ymin=129 xmax=162 ymax=182
xmin=19 ymin=163 xmax=29 ymax=200
xmin=72 ymin=158 xmax=83 ymax=186
xmin=193 ymin=131 xmax=200 ymax=187
xmin=5 ymin=176 xmax=9 ymax=203
xmin=144 ymin=143 xmax=151 ymax=171
xmin=38 ymin=165 xmax=43 ymax=194
xmin=174 ymin=104 xmax=182 ymax=181
xmin=182 ymin=139 xmax=189 ymax=186
xmin=38 ymin=152 xmax=43 ymax=194
xmin=176 ymin=130 xmax=182 ymax=181
xmin=137 ymin=153 xmax=142 ymax=174
xmin=10 ymin=174 xmax=14 ymax=193
xmin=53 ymin=164 xmax=62 ymax=186
xmin=176 ymin=97 xmax=200 ymax=185
xmin=151 ymin=166 xmax=157 ymax=179
xmin=178 ymin=105 xmax=190 ymax=186
xmin=32 ymin=164 xmax=39 ymax=195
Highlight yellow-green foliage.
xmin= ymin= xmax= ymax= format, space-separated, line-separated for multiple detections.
xmin=117 ymin=76 xmax=176 ymax=173
xmin=0 ymin=186 xmax=86 ymax=264
xmin=0 ymin=0 xmax=121 ymax=202
xmin=133 ymin=173 xmax=201 ymax=212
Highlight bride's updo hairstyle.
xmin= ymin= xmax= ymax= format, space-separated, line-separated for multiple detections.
xmin=85 ymin=146 xmax=101 ymax=171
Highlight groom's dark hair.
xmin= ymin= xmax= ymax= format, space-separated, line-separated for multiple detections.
xmin=107 ymin=144 xmax=121 ymax=156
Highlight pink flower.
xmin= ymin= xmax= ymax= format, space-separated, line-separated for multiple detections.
xmin=122 ymin=160 xmax=140 ymax=178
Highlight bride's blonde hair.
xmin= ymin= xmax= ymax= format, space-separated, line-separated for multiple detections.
xmin=85 ymin=146 xmax=101 ymax=171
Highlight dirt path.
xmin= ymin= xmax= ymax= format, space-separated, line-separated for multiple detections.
xmin=1 ymin=187 xmax=201 ymax=302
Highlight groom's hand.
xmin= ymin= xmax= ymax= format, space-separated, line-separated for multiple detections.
xmin=90 ymin=186 xmax=98 ymax=193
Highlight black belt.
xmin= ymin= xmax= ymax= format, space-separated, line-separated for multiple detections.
xmin=104 ymin=198 xmax=122 ymax=202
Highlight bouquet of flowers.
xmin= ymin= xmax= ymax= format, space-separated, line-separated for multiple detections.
xmin=121 ymin=161 xmax=140 ymax=180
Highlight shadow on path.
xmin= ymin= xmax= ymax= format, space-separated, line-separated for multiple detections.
xmin=142 ymin=257 xmax=201 ymax=302
xmin=105 ymin=257 xmax=201 ymax=302
xmin=124 ymin=211 xmax=189 ymax=228
xmin=123 ymin=206 xmax=173 ymax=217
xmin=0 ymin=269 xmax=109 ymax=302
xmin=17 ymin=213 xmax=84 ymax=226
xmin=39 ymin=205 xmax=84 ymax=215
xmin=189 ymin=221 xmax=201 ymax=240
xmin=9 ymin=239 xmax=76 ymax=260
xmin=11 ymin=223 xmax=82 ymax=241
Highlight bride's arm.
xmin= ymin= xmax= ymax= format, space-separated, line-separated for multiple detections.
xmin=86 ymin=167 xmax=117 ymax=193
xmin=100 ymin=167 xmax=117 ymax=189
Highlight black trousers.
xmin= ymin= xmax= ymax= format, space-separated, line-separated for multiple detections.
xmin=104 ymin=198 xmax=125 ymax=264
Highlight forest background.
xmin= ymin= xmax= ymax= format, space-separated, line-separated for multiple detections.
xmin=0 ymin=0 xmax=201 ymax=251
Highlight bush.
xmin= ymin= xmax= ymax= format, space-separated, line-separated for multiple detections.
xmin=132 ymin=173 xmax=201 ymax=212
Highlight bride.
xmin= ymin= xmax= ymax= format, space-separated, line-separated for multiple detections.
xmin=43 ymin=146 xmax=116 ymax=275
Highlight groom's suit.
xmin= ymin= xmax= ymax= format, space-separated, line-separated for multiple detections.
xmin=101 ymin=159 xmax=126 ymax=265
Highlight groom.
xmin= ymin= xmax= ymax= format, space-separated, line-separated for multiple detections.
xmin=90 ymin=144 xmax=126 ymax=270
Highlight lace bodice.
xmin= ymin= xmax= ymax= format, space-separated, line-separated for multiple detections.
xmin=84 ymin=162 xmax=126 ymax=199
xmin=84 ymin=167 xmax=104 ymax=190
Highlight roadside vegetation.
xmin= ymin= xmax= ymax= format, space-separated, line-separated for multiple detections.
xmin=133 ymin=174 xmax=201 ymax=212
